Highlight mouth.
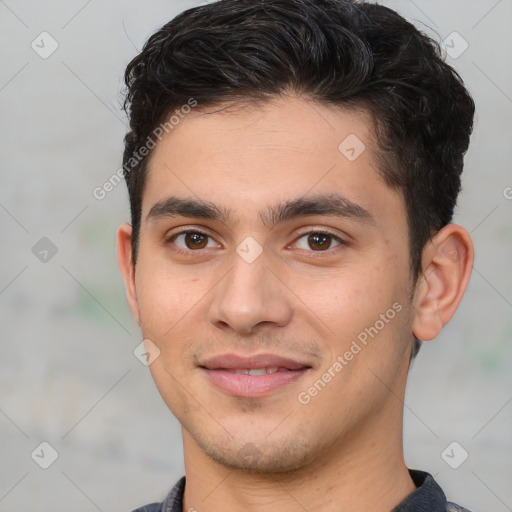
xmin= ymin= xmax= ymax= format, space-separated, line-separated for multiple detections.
xmin=199 ymin=353 xmax=313 ymax=397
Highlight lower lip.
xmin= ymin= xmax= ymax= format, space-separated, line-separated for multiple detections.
xmin=202 ymin=368 xmax=310 ymax=397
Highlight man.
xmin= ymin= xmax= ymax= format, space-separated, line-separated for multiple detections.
xmin=117 ymin=0 xmax=475 ymax=510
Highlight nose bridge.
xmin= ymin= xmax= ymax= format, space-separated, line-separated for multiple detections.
xmin=209 ymin=247 xmax=292 ymax=334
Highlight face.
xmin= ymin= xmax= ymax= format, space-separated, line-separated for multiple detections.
xmin=121 ymin=96 xmax=418 ymax=473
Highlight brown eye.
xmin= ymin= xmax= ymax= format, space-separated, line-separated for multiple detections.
xmin=184 ymin=232 xmax=208 ymax=249
xmin=295 ymin=232 xmax=343 ymax=252
xmin=171 ymin=231 xmax=217 ymax=251
xmin=308 ymin=233 xmax=331 ymax=250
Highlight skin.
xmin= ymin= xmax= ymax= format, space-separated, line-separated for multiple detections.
xmin=118 ymin=95 xmax=474 ymax=512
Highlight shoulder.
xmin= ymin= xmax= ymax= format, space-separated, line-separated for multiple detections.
xmin=446 ymin=501 xmax=472 ymax=512
xmin=131 ymin=476 xmax=186 ymax=512
xmin=131 ymin=503 xmax=163 ymax=512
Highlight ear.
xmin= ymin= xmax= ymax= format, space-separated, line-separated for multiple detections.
xmin=412 ymin=224 xmax=474 ymax=341
xmin=117 ymin=223 xmax=140 ymax=326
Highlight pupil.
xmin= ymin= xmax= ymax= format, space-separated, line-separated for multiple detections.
xmin=186 ymin=232 xmax=207 ymax=249
xmin=309 ymin=233 xmax=330 ymax=250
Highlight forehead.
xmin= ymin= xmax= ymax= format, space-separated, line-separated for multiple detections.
xmin=141 ymin=95 xmax=402 ymax=226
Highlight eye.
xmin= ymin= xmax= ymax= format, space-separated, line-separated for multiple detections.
xmin=293 ymin=231 xmax=344 ymax=252
xmin=169 ymin=230 xmax=220 ymax=251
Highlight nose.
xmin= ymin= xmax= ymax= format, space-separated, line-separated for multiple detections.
xmin=208 ymin=249 xmax=293 ymax=335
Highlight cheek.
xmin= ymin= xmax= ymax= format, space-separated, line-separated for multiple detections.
xmin=134 ymin=259 xmax=212 ymax=371
xmin=297 ymin=265 xmax=396 ymax=326
xmin=135 ymin=261 xmax=202 ymax=333
xmin=300 ymin=259 xmax=410 ymax=363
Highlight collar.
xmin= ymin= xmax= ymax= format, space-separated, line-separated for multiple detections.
xmin=136 ymin=468 xmax=465 ymax=512
xmin=391 ymin=469 xmax=447 ymax=511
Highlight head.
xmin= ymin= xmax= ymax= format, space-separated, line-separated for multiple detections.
xmin=118 ymin=0 xmax=474 ymax=474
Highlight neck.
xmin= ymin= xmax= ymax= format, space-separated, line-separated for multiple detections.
xmin=181 ymin=405 xmax=415 ymax=512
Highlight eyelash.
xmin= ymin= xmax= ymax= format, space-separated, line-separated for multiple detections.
xmin=166 ymin=228 xmax=347 ymax=256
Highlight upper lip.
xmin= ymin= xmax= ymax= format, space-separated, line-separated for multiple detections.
xmin=200 ymin=353 xmax=312 ymax=370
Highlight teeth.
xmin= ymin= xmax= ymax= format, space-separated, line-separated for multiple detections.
xmin=227 ymin=367 xmax=283 ymax=375
xmin=248 ymin=368 xmax=267 ymax=376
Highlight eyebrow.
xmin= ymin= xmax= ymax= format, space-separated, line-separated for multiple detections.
xmin=261 ymin=193 xmax=375 ymax=228
xmin=146 ymin=193 xmax=375 ymax=228
xmin=147 ymin=197 xmax=232 ymax=224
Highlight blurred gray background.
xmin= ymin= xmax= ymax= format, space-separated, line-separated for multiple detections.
xmin=0 ymin=1 xmax=511 ymax=510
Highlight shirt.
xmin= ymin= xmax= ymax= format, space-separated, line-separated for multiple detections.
xmin=132 ymin=469 xmax=471 ymax=512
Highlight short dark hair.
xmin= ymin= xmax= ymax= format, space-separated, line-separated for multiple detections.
xmin=122 ymin=0 xmax=475 ymax=356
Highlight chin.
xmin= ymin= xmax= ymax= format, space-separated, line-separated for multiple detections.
xmin=196 ymin=434 xmax=314 ymax=474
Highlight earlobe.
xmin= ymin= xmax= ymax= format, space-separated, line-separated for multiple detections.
xmin=412 ymin=224 xmax=474 ymax=341
xmin=117 ymin=223 xmax=141 ymax=326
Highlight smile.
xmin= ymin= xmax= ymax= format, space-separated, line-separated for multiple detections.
xmin=224 ymin=367 xmax=292 ymax=375
xmin=199 ymin=353 xmax=313 ymax=397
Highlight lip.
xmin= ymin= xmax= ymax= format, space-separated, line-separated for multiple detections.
xmin=200 ymin=353 xmax=311 ymax=371
xmin=199 ymin=353 xmax=312 ymax=398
